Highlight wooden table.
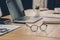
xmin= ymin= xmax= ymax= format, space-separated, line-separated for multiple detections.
xmin=0 ymin=10 xmax=60 ymax=40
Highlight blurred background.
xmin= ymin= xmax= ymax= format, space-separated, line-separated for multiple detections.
xmin=0 ymin=0 xmax=60 ymax=16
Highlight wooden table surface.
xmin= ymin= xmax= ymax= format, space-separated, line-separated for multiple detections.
xmin=0 ymin=10 xmax=60 ymax=40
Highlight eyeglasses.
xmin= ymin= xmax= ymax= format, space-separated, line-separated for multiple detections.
xmin=26 ymin=23 xmax=48 ymax=32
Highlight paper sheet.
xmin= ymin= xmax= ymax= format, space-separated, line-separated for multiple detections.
xmin=0 ymin=25 xmax=20 ymax=36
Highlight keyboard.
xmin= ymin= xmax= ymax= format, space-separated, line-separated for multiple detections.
xmin=17 ymin=16 xmax=30 ymax=21
xmin=54 ymin=13 xmax=60 ymax=14
xmin=14 ymin=16 xmax=42 ymax=23
xmin=0 ymin=25 xmax=20 ymax=36
xmin=40 ymin=13 xmax=60 ymax=18
xmin=44 ymin=21 xmax=60 ymax=24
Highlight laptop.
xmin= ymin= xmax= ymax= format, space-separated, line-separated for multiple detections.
xmin=6 ymin=0 xmax=42 ymax=23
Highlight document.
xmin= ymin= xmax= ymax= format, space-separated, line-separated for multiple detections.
xmin=0 ymin=25 xmax=20 ymax=36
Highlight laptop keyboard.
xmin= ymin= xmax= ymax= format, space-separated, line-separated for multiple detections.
xmin=17 ymin=16 xmax=30 ymax=21
xmin=14 ymin=16 xmax=42 ymax=23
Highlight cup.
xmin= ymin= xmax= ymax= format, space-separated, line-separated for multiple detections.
xmin=54 ymin=8 xmax=60 ymax=13
xmin=24 ymin=9 xmax=36 ymax=16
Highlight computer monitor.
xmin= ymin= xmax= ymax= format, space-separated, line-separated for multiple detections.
xmin=6 ymin=0 xmax=25 ymax=20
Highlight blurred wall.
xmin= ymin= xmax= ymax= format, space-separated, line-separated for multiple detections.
xmin=47 ymin=0 xmax=60 ymax=10
xmin=0 ymin=0 xmax=10 ymax=16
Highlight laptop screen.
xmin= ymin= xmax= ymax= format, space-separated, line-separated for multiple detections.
xmin=6 ymin=0 xmax=25 ymax=20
